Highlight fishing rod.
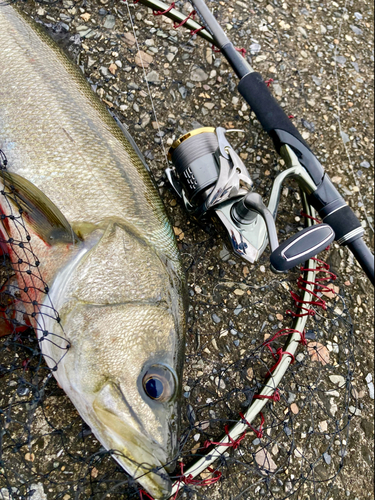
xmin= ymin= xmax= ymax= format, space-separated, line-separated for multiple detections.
xmin=134 ymin=0 xmax=374 ymax=285
xmin=188 ymin=0 xmax=374 ymax=281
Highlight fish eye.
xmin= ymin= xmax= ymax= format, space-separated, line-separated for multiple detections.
xmin=142 ymin=365 xmax=176 ymax=403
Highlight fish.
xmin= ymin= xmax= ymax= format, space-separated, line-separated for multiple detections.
xmin=0 ymin=4 xmax=187 ymax=499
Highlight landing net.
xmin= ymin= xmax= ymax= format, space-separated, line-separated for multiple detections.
xmin=1 ymin=1 xmax=374 ymax=499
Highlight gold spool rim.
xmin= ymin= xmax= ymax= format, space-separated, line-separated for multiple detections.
xmin=167 ymin=127 xmax=216 ymax=161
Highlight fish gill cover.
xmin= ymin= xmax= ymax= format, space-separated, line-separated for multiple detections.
xmin=0 ymin=0 xmax=374 ymax=499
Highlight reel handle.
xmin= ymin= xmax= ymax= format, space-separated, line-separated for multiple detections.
xmin=232 ymin=192 xmax=279 ymax=252
xmin=233 ymin=192 xmax=335 ymax=272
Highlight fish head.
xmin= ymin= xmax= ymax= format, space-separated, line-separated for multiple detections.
xmin=40 ymin=223 xmax=186 ymax=499
xmin=69 ymin=303 xmax=181 ymax=498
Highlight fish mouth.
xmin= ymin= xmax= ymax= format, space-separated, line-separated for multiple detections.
xmin=93 ymin=395 xmax=174 ymax=500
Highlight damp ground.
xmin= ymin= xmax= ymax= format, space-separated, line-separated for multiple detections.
xmin=0 ymin=0 xmax=374 ymax=499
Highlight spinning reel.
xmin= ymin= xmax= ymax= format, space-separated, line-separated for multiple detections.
xmin=166 ymin=127 xmax=335 ymax=272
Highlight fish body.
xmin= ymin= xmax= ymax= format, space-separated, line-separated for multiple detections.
xmin=0 ymin=5 xmax=186 ymax=499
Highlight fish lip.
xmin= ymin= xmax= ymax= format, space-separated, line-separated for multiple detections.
xmin=93 ymin=402 xmax=174 ymax=500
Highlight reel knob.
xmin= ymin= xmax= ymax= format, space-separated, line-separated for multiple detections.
xmin=270 ymin=224 xmax=335 ymax=272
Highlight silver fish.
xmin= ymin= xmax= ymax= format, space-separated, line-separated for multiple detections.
xmin=0 ymin=5 xmax=186 ymax=499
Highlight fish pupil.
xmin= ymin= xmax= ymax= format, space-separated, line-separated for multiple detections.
xmin=145 ymin=377 xmax=164 ymax=400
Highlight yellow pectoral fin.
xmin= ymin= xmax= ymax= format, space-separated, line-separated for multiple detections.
xmin=0 ymin=171 xmax=80 ymax=245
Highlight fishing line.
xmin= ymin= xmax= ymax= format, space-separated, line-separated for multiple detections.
xmin=124 ymin=0 xmax=170 ymax=169
xmin=0 ymin=3 xmax=369 ymax=500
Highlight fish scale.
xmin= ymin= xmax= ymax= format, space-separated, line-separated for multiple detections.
xmin=0 ymin=5 xmax=186 ymax=499
xmin=0 ymin=5 xmax=176 ymax=260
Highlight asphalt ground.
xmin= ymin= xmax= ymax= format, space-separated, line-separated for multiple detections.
xmin=0 ymin=0 xmax=374 ymax=499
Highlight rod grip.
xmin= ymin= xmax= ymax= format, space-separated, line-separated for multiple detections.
xmin=238 ymin=72 xmax=307 ymax=152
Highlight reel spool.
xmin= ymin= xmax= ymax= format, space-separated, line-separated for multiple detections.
xmin=167 ymin=128 xmax=220 ymax=209
xmin=166 ymin=127 xmax=252 ymax=217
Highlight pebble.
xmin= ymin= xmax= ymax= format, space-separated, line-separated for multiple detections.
xmin=212 ymin=314 xmax=221 ymax=324
xmin=249 ymin=43 xmax=261 ymax=54
xmin=333 ymin=55 xmax=346 ymax=65
xmin=215 ymin=377 xmax=226 ymax=390
xmin=323 ymin=452 xmax=332 ymax=465
xmin=319 ymin=421 xmax=328 ymax=432
xmin=220 ymin=248 xmax=230 ymax=261
xmin=348 ymin=406 xmax=361 ymax=416
xmin=204 ymin=102 xmax=215 ymax=110
xmin=351 ymin=61 xmax=359 ymax=72
xmin=76 ymin=25 xmax=94 ymax=38
xmin=80 ymin=12 xmax=90 ymax=22
xmin=287 ymin=392 xmax=296 ymax=404
xmin=326 ymin=390 xmax=340 ymax=398
xmin=60 ymin=13 xmax=72 ymax=22
xmin=108 ymin=63 xmax=117 ymax=75
xmin=350 ymin=25 xmax=363 ymax=35
xmin=28 ymin=484 xmax=47 ymax=500
xmin=198 ymin=421 xmax=210 ymax=431
xmin=290 ymin=403 xmax=299 ymax=414
xmin=124 ymin=32 xmax=136 ymax=46
xmin=329 ymin=375 xmax=346 ymax=388
xmin=103 ymin=14 xmax=115 ymax=29
xmin=312 ymin=75 xmax=322 ymax=86
xmin=360 ymin=160 xmax=371 ymax=169
xmin=285 ymin=481 xmax=293 ymax=493
xmin=17 ymin=385 xmax=30 ymax=396
xmin=365 ymin=374 xmax=374 ymax=399
xmin=140 ymin=113 xmax=150 ymax=128
xmin=340 ymin=131 xmax=350 ymax=144
xmin=186 ymin=404 xmax=195 ymax=425
xmin=135 ymin=51 xmax=153 ymax=68
xmin=146 ymin=71 xmax=160 ymax=84
xmin=234 ymin=305 xmax=243 ymax=316
xmin=25 ymin=452 xmax=35 ymax=462
xmin=254 ymin=448 xmax=277 ymax=473
xmin=190 ymin=65 xmax=209 ymax=82
xmin=273 ymin=83 xmax=283 ymax=96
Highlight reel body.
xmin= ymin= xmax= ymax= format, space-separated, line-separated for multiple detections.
xmin=166 ymin=127 xmax=335 ymax=271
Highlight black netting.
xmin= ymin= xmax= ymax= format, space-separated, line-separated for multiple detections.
xmin=0 ymin=144 xmax=365 ymax=499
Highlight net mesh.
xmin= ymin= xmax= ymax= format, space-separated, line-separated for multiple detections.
xmin=1 ymin=0 xmax=374 ymax=499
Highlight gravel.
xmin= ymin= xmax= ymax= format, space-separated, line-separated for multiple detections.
xmin=2 ymin=1 xmax=374 ymax=499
